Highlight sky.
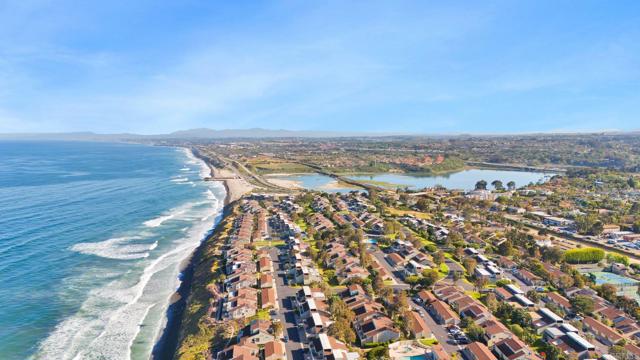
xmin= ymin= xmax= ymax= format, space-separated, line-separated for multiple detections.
xmin=0 ymin=1 xmax=638 ymax=134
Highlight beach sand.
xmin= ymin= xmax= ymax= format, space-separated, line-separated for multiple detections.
xmin=211 ymin=167 xmax=254 ymax=204
xmin=264 ymin=177 xmax=303 ymax=189
xmin=318 ymin=179 xmax=360 ymax=191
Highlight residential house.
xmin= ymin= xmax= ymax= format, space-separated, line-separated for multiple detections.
xmin=461 ymin=342 xmax=497 ymax=360
xmin=263 ymin=340 xmax=286 ymax=360
xmin=492 ymin=337 xmax=534 ymax=360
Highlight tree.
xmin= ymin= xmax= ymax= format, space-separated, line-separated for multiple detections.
xmin=373 ymin=273 xmax=385 ymax=294
xmin=475 ymin=180 xmax=488 ymax=190
xmin=463 ymin=257 xmax=477 ymax=274
xmin=421 ymin=269 xmax=440 ymax=288
xmin=491 ymin=180 xmax=504 ymax=191
xmin=466 ymin=322 xmax=486 ymax=342
xmin=599 ymin=283 xmax=618 ymax=302
xmin=541 ymin=247 xmax=564 ymax=264
xmin=507 ymin=181 xmax=516 ymax=190
xmin=563 ymin=247 xmax=605 ymax=264
xmin=526 ymin=290 xmax=540 ymax=303
xmin=570 ymin=295 xmax=595 ymax=315
xmin=271 ymin=321 xmax=284 ymax=338
xmin=483 ymin=292 xmax=499 ymax=312
xmin=433 ymin=251 xmax=445 ymax=265
xmin=557 ymin=275 xmax=574 ymax=290
xmin=405 ymin=275 xmax=421 ymax=291
xmin=497 ymin=240 xmax=514 ymax=257
xmin=474 ymin=276 xmax=488 ymax=291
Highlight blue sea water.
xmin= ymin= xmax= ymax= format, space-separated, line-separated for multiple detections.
xmin=0 ymin=141 xmax=226 ymax=360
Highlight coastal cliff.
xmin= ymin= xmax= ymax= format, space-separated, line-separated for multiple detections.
xmin=170 ymin=202 xmax=238 ymax=360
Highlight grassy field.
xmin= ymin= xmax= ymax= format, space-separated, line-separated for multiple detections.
xmin=246 ymin=158 xmax=314 ymax=174
xmin=385 ymin=207 xmax=431 ymax=220
xmin=253 ymin=240 xmax=285 ymax=249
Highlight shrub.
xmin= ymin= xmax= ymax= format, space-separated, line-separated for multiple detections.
xmin=564 ymin=247 xmax=605 ymax=264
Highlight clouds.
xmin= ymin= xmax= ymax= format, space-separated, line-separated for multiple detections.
xmin=0 ymin=1 xmax=638 ymax=133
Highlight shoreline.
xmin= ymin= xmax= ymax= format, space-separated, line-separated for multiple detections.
xmin=152 ymin=148 xmax=246 ymax=359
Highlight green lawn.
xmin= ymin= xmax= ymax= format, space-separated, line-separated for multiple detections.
xmin=419 ymin=338 xmax=439 ymax=346
xmin=253 ymin=240 xmax=285 ymax=248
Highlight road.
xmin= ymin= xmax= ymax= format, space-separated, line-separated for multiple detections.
xmin=269 ymin=247 xmax=307 ymax=360
xmin=409 ymin=299 xmax=463 ymax=354
xmin=370 ymin=247 xmax=409 ymax=290
xmin=370 ymin=245 xmax=463 ymax=355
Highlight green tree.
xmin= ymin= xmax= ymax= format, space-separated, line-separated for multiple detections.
xmin=475 ymin=180 xmax=488 ymax=190
xmin=507 ymin=181 xmax=516 ymax=190
xmin=421 ymin=269 xmax=440 ymax=288
xmin=463 ymin=257 xmax=477 ymax=274
xmin=570 ymin=294 xmax=594 ymax=315
xmin=405 ymin=275 xmax=421 ymax=291
xmin=491 ymin=180 xmax=504 ymax=191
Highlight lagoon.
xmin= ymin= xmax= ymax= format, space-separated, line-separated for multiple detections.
xmin=271 ymin=169 xmax=555 ymax=192
xmin=348 ymin=169 xmax=554 ymax=190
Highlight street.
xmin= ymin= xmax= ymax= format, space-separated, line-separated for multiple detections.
xmin=269 ymin=247 xmax=307 ymax=360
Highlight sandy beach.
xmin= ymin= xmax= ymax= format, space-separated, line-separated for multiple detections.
xmin=211 ymin=166 xmax=254 ymax=204
xmin=319 ymin=179 xmax=360 ymax=191
xmin=263 ymin=176 xmax=303 ymax=189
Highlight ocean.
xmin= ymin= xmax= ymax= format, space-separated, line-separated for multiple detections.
xmin=0 ymin=141 xmax=226 ymax=360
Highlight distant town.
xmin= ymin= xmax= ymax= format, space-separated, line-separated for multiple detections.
xmin=160 ymin=134 xmax=640 ymax=360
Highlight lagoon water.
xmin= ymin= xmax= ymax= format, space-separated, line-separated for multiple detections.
xmin=273 ymin=169 xmax=554 ymax=192
xmin=0 ymin=141 xmax=225 ymax=360
xmin=347 ymin=169 xmax=555 ymax=190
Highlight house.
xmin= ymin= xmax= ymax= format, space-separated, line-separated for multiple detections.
xmin=461 ymin=342 xmax=497 ymax=360
xmin=240 ymin=319 xmax=274 ymax=345
xmin=460 ymin=303 xmax=492 ymax=324
xmin=494 ymin=287 xmax=513 ymax=302
xmin=261 ymin=287 xmax=278 ymax=310
xmin=217 ymin=341 xmax=259 ymax=360
xmin=407 ymin=310 xmax=431 ymax=339
xmin=425 ymin=344 xmax=451 ymax=360
xmin=513 ymin=268 xmax=543 ymax=286
xmin=532 ymin=308 xmax=564 ymax=334
xmin=258 ymin=256 xmax=274 ymax=273
xmin=624 ymin=343 xmax=640 ymax=360
xmin=356 ymin=316 xmax=401 ymax=343
xmin=512 ymin=294 xmax=535 ymax=308
xmin=544 ymin=292 xmax=572 ymax=314
xmin=386 ymin=253 xmax=406 ymax=268
xmin=481 ymin=319 xmax=511 ymax=346
xmin=416 ymin=289 xmax=437 ymax=305
xmin=260 ymin=273 xmax=274 ymax=288
xmin=263 ymin=340 xmax=286 ymax=360
xmin=544 ymin=326 xmax=594 ymax=359
xmin=428 ymin=300 xmax=460 ymax=325
xmin=492 ymin=337 xmax=533 ymax=360
xmin=225 ymin=273 xmax=256 ymax=292
xmin=309 ymin=333 xmax=360 ymax=360
xmin=583 ymin=316 xmax=623 ymax=346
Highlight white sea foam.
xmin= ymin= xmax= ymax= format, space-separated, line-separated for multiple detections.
xmin=170 ymin=177 xmax=189 ymax=183
xmin=70 ymin=237 xmax=157 ymax=260
xmin=34 ymin=151 xmax=227 ymax=360
xmin=181 ymin=148 xmax=211 ymax=179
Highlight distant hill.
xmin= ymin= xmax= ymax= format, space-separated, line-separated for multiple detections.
xmin=0 ymin=128 xmax=401 ymax=141
xmin=0 ymin=128 xmax=638 ymax=141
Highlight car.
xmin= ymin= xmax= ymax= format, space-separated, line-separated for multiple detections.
xmin=283 ymin=335 xmax=289 ymax=342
